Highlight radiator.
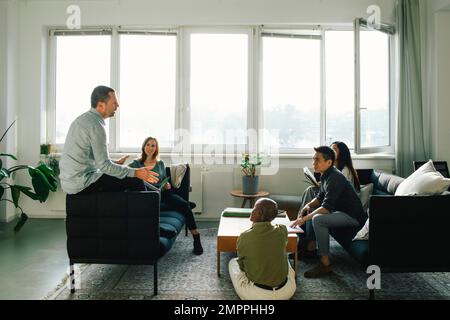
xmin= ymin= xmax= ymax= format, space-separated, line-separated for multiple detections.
xmin=189 ymin=166 xmax=204 ymax=214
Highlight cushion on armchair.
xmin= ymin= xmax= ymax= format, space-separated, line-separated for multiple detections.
xmin=371 ymin=170 xmax=404 ymax=195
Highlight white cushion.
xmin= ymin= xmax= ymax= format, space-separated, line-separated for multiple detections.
xmin=353 ymin=218 xmax=369 ymax=241
xmin=358 ymin=183 xmax=374 ymax=213
xmin=395 ymin=160 xmax=450 ymax=196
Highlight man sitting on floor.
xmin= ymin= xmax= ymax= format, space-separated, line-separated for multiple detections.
xmin=229 ymin=198 xmax=296 ymax=300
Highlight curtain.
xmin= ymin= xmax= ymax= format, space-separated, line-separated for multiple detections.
xmin=396 ymin=0 xmax=428 ymax=177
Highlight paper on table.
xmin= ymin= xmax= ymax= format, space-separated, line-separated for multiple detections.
xmin=274 ymin=220 xmax=304 ymax=234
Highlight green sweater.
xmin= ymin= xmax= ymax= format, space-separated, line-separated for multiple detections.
xmin=129 ymin=159 xmax=167 ymax=188
xmin=237 ymin=222 xmax=288 ymax=287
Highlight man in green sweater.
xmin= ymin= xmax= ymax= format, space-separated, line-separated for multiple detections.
xmin=228 ymin=198 xmax=296 ymax=300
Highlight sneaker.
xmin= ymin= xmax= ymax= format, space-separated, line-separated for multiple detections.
xmin=193 ymin=234 xmax=203 ymax=255
xmin=304 ymin=263 xmax=333 ymax=278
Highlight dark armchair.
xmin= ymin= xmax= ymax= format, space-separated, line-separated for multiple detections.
xmin=65 ymin=164 xmax=191 ymax=296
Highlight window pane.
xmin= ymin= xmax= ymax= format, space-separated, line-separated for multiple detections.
xmin=325 ymin=31 xmax=354 ymax=148
xmin=360 ymin=31 xmax=390 ymax=148
xmin=55 ymin=35 xmax=111 ymax=144
xmin=263 ymin=36 xmax=321 ymax=149
xmin=190 ymin=33 xmax=248 ymax=145
xmin=119 ymin=34 xmax=176 ymax=149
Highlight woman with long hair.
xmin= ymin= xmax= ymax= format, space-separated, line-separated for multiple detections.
xmin=330 ymin=141 xmax=360 ymax=192
xmin=129 ymin=137 xmax=203 ymax=255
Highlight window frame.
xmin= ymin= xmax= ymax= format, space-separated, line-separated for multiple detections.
xmin=182 ymin=27 xmax=254 ymax=154
xmin=47 ymin=28 xmax=113 ymax=152
xmin=354 ymin=18 xmax=396 ymax=154
xmin=114 ymin=29 xmax=179 ymax=153
xmin=259 ymin=27 xmax=323 ymax=154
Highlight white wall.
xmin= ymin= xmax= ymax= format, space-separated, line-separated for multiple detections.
xmin=0 ymin=0 xmax=19 ymax=222
xmin=7 ymin=0 xmax=397 ymax=221
xmin=434 ymin=10 xmax=450 ymax=162
xmin=422 ymin=0 xmax=450 ymax=163
xmin=431 ymin=0 xmax=450 ymax=11
xmin=0 ymin=1 xmax=8 ymax=222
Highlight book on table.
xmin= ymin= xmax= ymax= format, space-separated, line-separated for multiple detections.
xmin=221 ymin=208 xmax=287 ymax=218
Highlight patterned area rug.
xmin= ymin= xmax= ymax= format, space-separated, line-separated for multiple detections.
xmin=46 ymin=228 xmax=450 ymax=300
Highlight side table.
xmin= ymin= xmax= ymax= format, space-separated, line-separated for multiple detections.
xmin=230 ymin=190 xmax=270 ymax=208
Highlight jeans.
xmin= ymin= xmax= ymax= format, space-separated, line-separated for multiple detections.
xmin=305 ymin=211 xmax=359 ymax=256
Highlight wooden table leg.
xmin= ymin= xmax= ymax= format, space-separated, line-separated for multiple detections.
xmin=217 ymin=249 xmax=221 ymax=277
xmin=294 ymin=251 xmax=298 ymax=276
xmin=241 ymin=198 xmax=247 ymax=208
xmin=250 ymin=198 xmax=255 ymax=208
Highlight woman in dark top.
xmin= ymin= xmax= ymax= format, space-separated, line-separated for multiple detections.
xmin=129 ymin=137 xmax=203 ymax=255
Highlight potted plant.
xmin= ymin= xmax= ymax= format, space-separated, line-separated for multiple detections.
xmin=1 ymin=121 xmax=58 ymax=232
xmin=240 ymin=153 xmax=263 ymax=195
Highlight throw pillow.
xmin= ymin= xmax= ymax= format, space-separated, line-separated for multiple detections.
xmin=353 ymin=218 xmax=369 ymax=241
xmin=358 ymin=183 xmax=374 ymax=213
xmin=395 ymin=160 xmax=450 ymax=196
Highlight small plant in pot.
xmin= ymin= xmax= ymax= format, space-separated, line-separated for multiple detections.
xmin=240 ymin=153 xmax=263 ymax=195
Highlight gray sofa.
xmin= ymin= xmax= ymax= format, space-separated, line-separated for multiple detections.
xmin=274 ymin=169 xmax=450 ymax=299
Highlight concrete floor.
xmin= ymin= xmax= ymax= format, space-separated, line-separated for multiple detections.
xmin=0 ymin=219 xmax=68 ymax=300
xmin=0 ymin=218 xmax=218 ymax=300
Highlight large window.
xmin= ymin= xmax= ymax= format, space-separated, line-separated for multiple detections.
xmin=188 ymin=32 xmax=249 ymax=145
xmin=355 ymin=18 xmax=394 ymax=153
xmin=325 ymin=31 xmax=355 ymax=148
xmin=52 ymin=33 xmax=111 ymax=144
xmin=359 ymin=30 xmax=391 ymax=149
xmin=49 ymin=25 xmax=394 ymax=154
xmin=119 ymin=33 xmax=177 ymax=149
xmin=262 ymin=33 xmax=321 ymax=150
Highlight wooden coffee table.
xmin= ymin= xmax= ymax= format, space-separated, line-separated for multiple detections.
xmin=216 ymin=214 xmax=300 ymax=277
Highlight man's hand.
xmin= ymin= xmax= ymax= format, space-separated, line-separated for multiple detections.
xmin=135 ymin=166 xmax=159 ymax=184
xmin=115 ymin=155 xmax=130 ymax=165
xmin=299 ymin=204 xmax=312 ymax=217
xmin=290 ymin=214 xmax=312 ymax=228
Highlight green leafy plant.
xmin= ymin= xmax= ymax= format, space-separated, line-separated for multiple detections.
xmin=240 ymin=153 xmax=263 ymax=177
xmin=1 ymin=121 xmax=58 ymax=232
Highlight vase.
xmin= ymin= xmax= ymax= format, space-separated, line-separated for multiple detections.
xmin=242 ymin=176 xmax=259 ymax=195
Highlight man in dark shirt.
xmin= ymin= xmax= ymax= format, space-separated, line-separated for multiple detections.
xmin=291 ymin=146 xmax=367 ymax=278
